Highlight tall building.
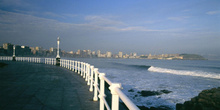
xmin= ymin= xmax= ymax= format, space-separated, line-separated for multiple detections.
xmin=106 ymin=51 xmax=112 ymax=58
xmin=118 ymin=52 xmax=123 ymax=58
xmin=97 ymin=50 xmax=101 ymax=57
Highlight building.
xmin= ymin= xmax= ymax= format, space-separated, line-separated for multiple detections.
xmin=106 ymin=51 xmax=112 ymax=58
xmin=118 ymin=52 xmax=123 ymax=58
xmin=97 ymin=50 xmax=101 ymax=57
xmin=3 ymin=43 xmax=13 ymax=56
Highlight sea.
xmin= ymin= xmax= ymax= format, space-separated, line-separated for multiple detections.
xmin=68 ymin=58 xmax=220 ymax=110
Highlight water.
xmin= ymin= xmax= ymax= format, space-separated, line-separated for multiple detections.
xmin=67 ymin=58 xmax=220 ymax=109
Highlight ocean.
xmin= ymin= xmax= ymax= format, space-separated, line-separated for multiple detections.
xmin=68 ymin=58 xmax=220 ymax=109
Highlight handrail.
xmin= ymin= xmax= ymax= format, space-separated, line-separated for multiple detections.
xmin=0 ymin=56 xmax=140 ymax=110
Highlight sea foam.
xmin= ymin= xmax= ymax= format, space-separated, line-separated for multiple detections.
xmin=148 ymin=66 xmax=220 ymax=79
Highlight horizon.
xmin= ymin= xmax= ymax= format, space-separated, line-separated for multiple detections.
xmin=0 ymin=0 xmax=220 ymax=60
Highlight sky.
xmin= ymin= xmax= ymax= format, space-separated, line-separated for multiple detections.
xmin=0 ymin=0 xmax=220 ymax=59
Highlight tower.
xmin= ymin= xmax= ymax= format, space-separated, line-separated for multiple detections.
xmin=12 ymin=45 xmax=16 ymax=61
xmin=56 ymin=37 xmax=60 ymax=58
xmin=56 ymin=37 xmax=61 ymax=66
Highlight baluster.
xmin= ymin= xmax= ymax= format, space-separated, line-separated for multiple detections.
xmin=109 ymin=83 xmax=121 ymax=110
xmin=93 ymin=68 xmax=98 ymax=101
xmin=75 ymin=61 xmax=77 ymax=72
xmin=99 ymin=73 xmax=105 ymax=110
xmin=78 ymin=61 xmax=80 ymax=74
xmin=81 ymin=62 xmax=83 ymax=76
xmin=85 ymin=63 xmax=88 ymax=81
xmin=83 ymin=63 xmax=86 ymax=78
xmin=69 ymin=60 xmax=72 ymax=70
xmin=89 ymin=66 xmax=94 ymax=91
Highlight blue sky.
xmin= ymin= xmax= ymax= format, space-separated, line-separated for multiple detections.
xmin=0 ymin=0 xmax=220 ymax=59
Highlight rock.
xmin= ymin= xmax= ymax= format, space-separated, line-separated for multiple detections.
xmin=137 ymin=106 xmax=150 ymax=110
xmin=138 ymin=90 xmax=161 ymax=97
xmin=0 ymin=62 xmax=8 ymax=67
xmin=128 ymin=89 xmax=134 ymax=92
xmin=160 ymin=89 xmax=172 ymax=94
xmin=138 ymin=90 xmax=172 ymax=97
xmin=176 ymin=87 xmax=220 ymax=110
xmin=138 ymin=105 xmax=173 ymax=110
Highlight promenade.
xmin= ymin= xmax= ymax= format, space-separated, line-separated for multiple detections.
xmin=0 ymin=61 xmax=99 ymax=110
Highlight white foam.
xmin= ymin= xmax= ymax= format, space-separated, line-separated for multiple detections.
xmin=148 ymin=66 xmax=220 ymax=79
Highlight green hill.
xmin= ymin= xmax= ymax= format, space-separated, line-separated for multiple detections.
xmin=180 ymin=54 xmax=207 ymax=60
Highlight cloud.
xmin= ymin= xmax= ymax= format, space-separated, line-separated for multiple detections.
xmin=206 ymin=11 xmax=220 ymax=15
xmin=85 ymin=15 xmax=125 ymax=26
xmin=168 ymin=16 xmax=189 ymax=21
xmin=0 ymin=0 xmax=31 ymax=9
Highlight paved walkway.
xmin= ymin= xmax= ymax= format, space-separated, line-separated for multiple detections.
xmin=0 ymin=61 xmax=99 ymax=110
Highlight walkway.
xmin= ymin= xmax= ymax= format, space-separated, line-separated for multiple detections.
xmin=0 ymin=61 xmax=99 ymax=110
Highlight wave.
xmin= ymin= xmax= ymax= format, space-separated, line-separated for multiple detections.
xmin=128 ymin=65 xmax=151 ymax=69
xmin=111 ymin=62 xmax=151 ymax=70
xmin=148 ymin=66 xmax=220 ymax=79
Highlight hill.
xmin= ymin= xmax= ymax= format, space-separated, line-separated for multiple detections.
xmin=180 ymin=54 xmax=207 ymax=60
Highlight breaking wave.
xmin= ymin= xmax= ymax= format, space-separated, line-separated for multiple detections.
xmin=148 ymin=66 xmax=220 ymax=79
xmin=111 ymin=62 xmax=151 ymax=70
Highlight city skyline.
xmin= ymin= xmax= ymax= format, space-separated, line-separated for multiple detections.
xmin=0 ymin=42 xmax=206 ymax=61
xmin=0 ymin=0 xmax=220 ymax=60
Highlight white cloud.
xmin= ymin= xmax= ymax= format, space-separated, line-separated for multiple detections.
xmin=168 ymin=16 xmax=189 ymax=21
xmin=206 ymin=11 xmax=220 ymax=15
xmin=0 ymin=9 xmax=163 ymax=40
xmin=85 ymin=15 xmax=125 ymax=26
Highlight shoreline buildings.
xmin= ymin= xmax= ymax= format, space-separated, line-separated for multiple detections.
xmin=0 ymin=43 xmax=205 ymax=60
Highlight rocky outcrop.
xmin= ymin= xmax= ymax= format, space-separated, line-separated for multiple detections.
xmin=0 ymin=62 xmax=8 ymax=67
xmin=137 ymin=90 xmax=172 ymax=97
xmin=176 ymin=87 xmax=220 ymax=110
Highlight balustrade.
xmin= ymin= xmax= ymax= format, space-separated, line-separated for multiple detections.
xmin=0 ymin=56 xmax=140 ymax=110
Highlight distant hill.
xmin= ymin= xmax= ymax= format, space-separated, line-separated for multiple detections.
xmin=180 ymin=54 xmax=207 ymax=60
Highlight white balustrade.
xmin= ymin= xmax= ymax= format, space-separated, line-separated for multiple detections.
xmin=0 ymin=56 xmax=140 ymax=110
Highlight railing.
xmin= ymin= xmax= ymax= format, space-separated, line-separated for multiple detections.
xmin=0 ymin=56 xmax=140 ymax=110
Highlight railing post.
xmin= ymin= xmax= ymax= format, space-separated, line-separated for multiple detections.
xmin=78 ymin=61 xmax=80 ymax=74
xmin=72 ymin=61 xmax=74 ymax=71
xmin=70 ymin=60 xmax=72 ymax=70
xmin=68 ymin=60 xmax=70 ymax=69
xmin=89 ymin=66 xmax=94 ymax=92
xmin=85 ymin=63 xmax=88 ymax=81
xmin=74 ymin=61 xmax=77 ymax=72
xmin=109 ymin=83 xmax=121 ymax=110
xmin=83 ymin=63 xmax=86 ymax=78
xmin=93 ymin=68 xmax=98 ymax=101
xmin=99 ymin=73 xmax=105 ymax=110
xmin=81 ymin=62 xmax=83 ymax=76
xmin=87 ymin=64 xmax=90 ymax=85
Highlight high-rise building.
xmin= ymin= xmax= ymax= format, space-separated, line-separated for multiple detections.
xmin=106 ymin=51 xmax=112 ymax=58
xmin=118 ymin=52 xmax=123 ymax=58
xmin=97 ymin=50 xmax=101 ymax=57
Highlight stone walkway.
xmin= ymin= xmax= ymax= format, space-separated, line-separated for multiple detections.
xmin=0 ymin=61 xmax=99 ymax=110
